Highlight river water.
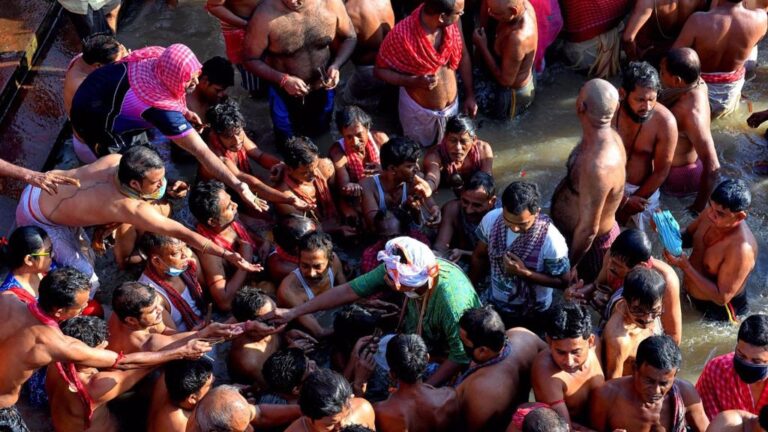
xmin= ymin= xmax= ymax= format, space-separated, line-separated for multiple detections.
xmin=111 ymin=0 xmax=768 ymax=383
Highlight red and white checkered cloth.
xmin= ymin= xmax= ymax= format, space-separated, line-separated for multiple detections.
xmin=695 ymin=352 xmax=768 ymax=420
xmin=121 ymin=44 xmax=202 ymax=113
xmin=560 ymin=0 xmax=629 ymax=42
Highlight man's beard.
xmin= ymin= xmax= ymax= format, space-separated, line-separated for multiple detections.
xmin=622 ymin=99 xmax=652 ymax=124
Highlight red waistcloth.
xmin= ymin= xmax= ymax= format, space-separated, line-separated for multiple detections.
xmin=338 ymin=134 xmax=380 ymax=183
xmin=209 ymin=134 xmax=252 ymax=176
xmin=530 ymin=0 xmax=563 ymax=72
xmin=696 ymin=352 xmax=768 ymax=420
xmin=121 ymin=44 xmax=202 ymax=113
xmin=143 ymin=261 xmax=205 ymax=330
xmin=376 ymin=4 xmax=463 ymax=75
xmin=196 ymin=221 xmax=256 ymax=253
xmin=438 ymin=139 xmax=482 ymax=178
xmin=701 ymin=67 xmax=746 ymax=84
xmin=560 ymin=0 xmax=629 ymax=43
xmin=222 ymin=28 xmax=246 ymax=64
xmin=284 ymin=174 xmax=338 ymax=221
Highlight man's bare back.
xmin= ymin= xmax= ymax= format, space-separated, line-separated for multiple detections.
xmin=63 ymin=58 xmax=94 ymax=117
xmin=345 ymin=0 xmax=394 ymax=65
xmin=624 ymin=0 xmax=706 ymax=61
xmin=493 ymin=0 xmax=537 ymax=88
xmin=374 ymin=384 xmax=459 ymax=432
xmin=228 ymin=334 xmax=280 ymax=387
xmin=46 ymin=366 xmax=119 ymax=432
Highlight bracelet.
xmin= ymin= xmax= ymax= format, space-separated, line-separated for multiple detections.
xmin=279 ymin=74 xmax=290 ymax=88
xmin=111 ymin=351 xmax=125 ymax=369
xmin=201 ymin=239 xmax=211 ymax=255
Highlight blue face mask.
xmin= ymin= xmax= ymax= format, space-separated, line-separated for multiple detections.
xmin=733 ymin=355 xmax=768 ymax=384
xmin=164 ymin=260 xmax=188 ymax=277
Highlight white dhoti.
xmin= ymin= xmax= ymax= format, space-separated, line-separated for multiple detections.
xmin=701 ymin=68 xmax=746 ymax=119
xmin=624 ymin=183 xmax=660 ymax=233
xmin=562 ymin=24 xmax=622 ymax=79
xmin=398 ymin=87 xmax=459 ymax=148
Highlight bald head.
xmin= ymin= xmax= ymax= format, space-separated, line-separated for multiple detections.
xmin=578 ymin=79 xmax=619 ymax=125
xmin=190 ymin=385 xmax=252 ymax=432
xmin=488 ymin=0 xmax=524 ymax=18
xmin=664 ymin=47 xmax=700 ymax=84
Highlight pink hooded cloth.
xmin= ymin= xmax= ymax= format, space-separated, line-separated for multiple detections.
xmin=122 ymin=44 xmax=202 ymax=113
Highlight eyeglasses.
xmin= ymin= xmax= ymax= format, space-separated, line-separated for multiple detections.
xmin=30 ymin=250 xmax=54 ymax=259
xmin=628 ymin=306 xmax=663 ymax=319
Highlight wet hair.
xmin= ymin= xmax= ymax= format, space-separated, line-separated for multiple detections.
xmin=522 ymin=407 xmax=569 ymax=432
xmin=333 ymin=304 xmax=378 ymax=354
xmin=621 ymin=61 xmax=661 ymax=94
xmin=3 ymin=225 xmax=49 ymax=270
xmin=38 ymin=267 xmax=91 ymax=312
xmin=464 ymin=171 xmax=496 ymax=197
xmin=379 ymin=136 xmax=422 ymax=170
xmin=386 ymin=334 xmax=429 ymax=384
xmin=622 ymin=267 xmax=665 ymax=310
xmin=340 ymin=426 xmax=374 ymax=432
xmin=760 ymin=404 xmax=768 ymax=430
xmin=335 ymin=105 xmax=372 ymax=132
xmin=299 ymin=369 xmax=353 ymax=420
xmin=200 ymin=56 xmax=234 ymax=88
xmin=282 ymin=137 xmax=319 ymax=168
xmin=263 ymin=348 xmax=309 ymax=394
xmin=635 ymin=335 xmax=681 ymax=371
xmin=711 ymin=179 xmax=751 ymax=212
xmin=502 ymin=181 xmax=540 ymax=215
xmin=60 ymin=316 xmax=108 ymax=347
xmin=117 ymin=145 xmax=164 ymax=186
xmin=664 ymin=48 xmax=700 ymax=84
xmin=545 ymin=302 xmax=593 ymax=340
xmin=137 ymin=232 xmax=181 ymax=258
xmin=82 ymin=33 xmax=123 ymax=65
xmin=206 ymin=99 xmax=245 ymax=136
xmin=298 ymin=231 xmax=333 ymax=260
xmin=445 ymin=115 xmax=477 ymax=139
xmin=111 ymin=281 xmax=156 ymax=321
xmin=738 ymin=314 xmax=768 ymax=347
xmin=459 ymin=306 xmax=506 ymax=352
xmin=231 ymin=286 xmax=269 ymax=322
xmin=610 ymin=229 xmax=652 ymax=267
xmin=189 ymin=180 xmax=226 ymax=225
xmin=272 ymin=215 xmax=317 ymax=253
xmin=424 ymin=0 xmax=456 ymax=15
xmin=165 ymin=358 xmax=214 ymax=404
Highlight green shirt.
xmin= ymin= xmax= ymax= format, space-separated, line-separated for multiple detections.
xmin=349 ymin=259 xmax=481 ymax=364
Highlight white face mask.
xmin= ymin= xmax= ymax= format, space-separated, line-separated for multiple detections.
xmin=404 ymin=290 xmax=424 ymax=299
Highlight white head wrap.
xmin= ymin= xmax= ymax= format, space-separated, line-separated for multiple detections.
xmin=376 ymin=236 xmax=438 ymax=289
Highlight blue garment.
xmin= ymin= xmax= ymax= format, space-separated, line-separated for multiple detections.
xmin=267 ymin=86 xmax=334 ymax=143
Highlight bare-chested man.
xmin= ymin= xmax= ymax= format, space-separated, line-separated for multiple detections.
xmin=591 ymin=335 xmax=709 ymax=432
xmin=531 ymin=302 xmax=604 ymax=431
xmin=664 ymin=179 xmax=757 ymax=322
xmin=185 ymin=57 xmax=234 ymax=119
xmin=457 ymin=307 xmax=547 ymax=431
xmin=551 ymin=79 xmax=626 ymax=284
xmin=14 ymin=146 xmax=257 ymax=293
xmin=148 ymin=358 xmax=214 ymax=432
xmin=472 ymin=0 xmax=538 ymax=119
xmin=261 ymin=348 xmax=318 ymax=404
xmin=659 ymin=48 xmax=720 ymax=214
xmin=266 ymin=215 xmax=319 ymax=285
xmin=613 ymin=61 xmax=678 ymax=232
xmin=673 ymin=0 xmax=767 ymax=118
xmin=244 ymin=0 xmax=357 ymax=143
xmin=375 ymin=0 xmax=477 ymax=148
xmin=374 ymin=334 xmax=460 ymax=432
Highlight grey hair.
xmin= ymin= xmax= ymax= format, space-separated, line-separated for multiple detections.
xmin=193 ymin=385 xmax=251 ymax=432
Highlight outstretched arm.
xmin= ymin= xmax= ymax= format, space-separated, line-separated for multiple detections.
xmin=0 ymin=159 xmax=79 ymax=195
xmin=622 ymin=0 xmax=654 ymax=60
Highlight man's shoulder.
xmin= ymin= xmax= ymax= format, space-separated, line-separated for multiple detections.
xmin=479 ymin=208 xmax=502 ymax=230
xmin=651 ymin=103 xmax=677 ymax=129
xmin=701 ymin=352 xmax=735 ymax=378
xmin=673 ymin=378 xmax=701 ymax=404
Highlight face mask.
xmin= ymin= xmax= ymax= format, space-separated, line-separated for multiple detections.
xmin=164 ymin=260 xmax=188 ymax=278
xmin=119 ymin=176 xmax=168 ymax=201
xmin=404 ymin=290 xmax=424 ymax=299
xmin=733 ymin=355 xmax=768 ymax=384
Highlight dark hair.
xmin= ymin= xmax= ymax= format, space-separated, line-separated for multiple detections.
xmin=189 ymin=180 xmax=226 ymax=225
xmin=282 ymin=137 xmax=319 ymax=168
xmin=38 ymin=267 xmax=91 ymax=312
xmin=459 ymin=306 xmax=506 ymax=352
xmin=298 ymin=231 xmax=333 ymax=260
xmin=335 ymin=105 xmax=372 ymax=132
xmin=621 ymin=61 xmax=661 ymax=94
xmin=374 ymin=208 xmax=413 ymax=232
xmin=424 ymin=0 xmax=456 ymax=14
xmin=445 ymin=115 xmax=477 ymax=139
xmin=206 ymin=99 xmax=245 ymax=136
xmin=759 ymin=404 xmax=768 ymax=430
xmin=82 ymin=33 xmax=122 ymax=65
xmin=502 ymin=181 xmax=540 ymax=215
xmin=386 ymin=334 xmax=428 ymax=384
xmin=635 ymin=335 xmax=681 ymax=371
xmin=111 ymin=281 xmax=156 ymax=321
xmin=379 ymin=136 xmax=421 ymax=170
xmin=522 ymin=407 xmax=569 ymax=432
xmin=464 ymin=171 xmax=496 ymax=197
xmin=738 ymin=314 xmax=768 ymax=347
xmin=263 ymin=348 xmax=309 ymax=394
xmin=201 ymin=56 xmax=234 ymax=88
xmin=272 ymin=215 xmax=317 ymax=253
xmin=299 ymin=369 xmax=353 ymax=420
xmin=610 ymin=229 xmax=652 ymax=267
xmin=138 ymin=232 xmax=180 ymax=258
xmin=711 ymin=179 xmax=751 ymax=212
xmin=231 ymin=286 xmax=269 ymax=322
xmin=341 ymin=426 xmax=375 ymax=432
xmin=165 ymin=358 xmax=214 ymax=404
xmin=3 ymin=226 xmax=49 ymax=269
xmin=546 ymin=302 xmax=592 ymax=340
xmin=333 ymin=304 xmax=378 ymax=354
xmin=117 ymin=145 xmax=165 ymax=186
xmin=60 ymin=316 xmax=108 ymax=347
xmin=664 ymin=48 xmax=700 ymax=84
xmin=622 ymin=267 xmax=665 ymax=310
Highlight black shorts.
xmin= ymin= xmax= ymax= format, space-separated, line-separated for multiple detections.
xmin=689 ymin=289 xmax=748 ymax=322
xmin=0 ymin=406 xmax=30 ymax=432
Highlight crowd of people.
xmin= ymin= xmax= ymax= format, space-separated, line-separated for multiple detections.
xmin=2 ymin=0 xmax=768 ymax=430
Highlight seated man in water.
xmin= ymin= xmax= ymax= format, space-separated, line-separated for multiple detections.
xmin=707 ymin=405 xmax=768 ymax=432
xmin=590 ymin=335 xmax=709 ymax=432
xmin=285 ymin=369 xmax=376 ymax=432
xmin=470 ymin=181 xmax=570 ymax=330
xmin=277 ymin=231 xmax=347 ymax=338
xmin=472 ymin=0 xmax=538 ymax=119
xmin=266 ymin=215 xmax=318 ymax=285
xmin=374 ymin=334 xmax=460 ymax=432
xmin=456 ymin=307 xmax=547 ymax=432
xmin=147 ymin=358 xmax=214 ymax=432
xmin=422 ymin=115 xmax=493 ymax=194
xmin=186 ymin=56 xmax=234 ymax=119
xmin=664 ymin=179 xmax=757 ymax=322
xmin=531 ymin=302 xmax=604 ymax=430
xmin=696 ymin=314 xmax=768 ymax=420
xmin=434 ymin=171 xmax=497 ymax=264
xmin=188 ymin=384 xmax=302 ymax=431
xmin=261 ymin=348 xmax=317 ymax=405
xmin=602 ymin=267 xmax=665 ymax=379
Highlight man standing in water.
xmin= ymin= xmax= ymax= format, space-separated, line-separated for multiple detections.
xmin=244 ymin=0 xmax=358 ymax=143
xmin=551 ymin=79 xmax=626 ymax=284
